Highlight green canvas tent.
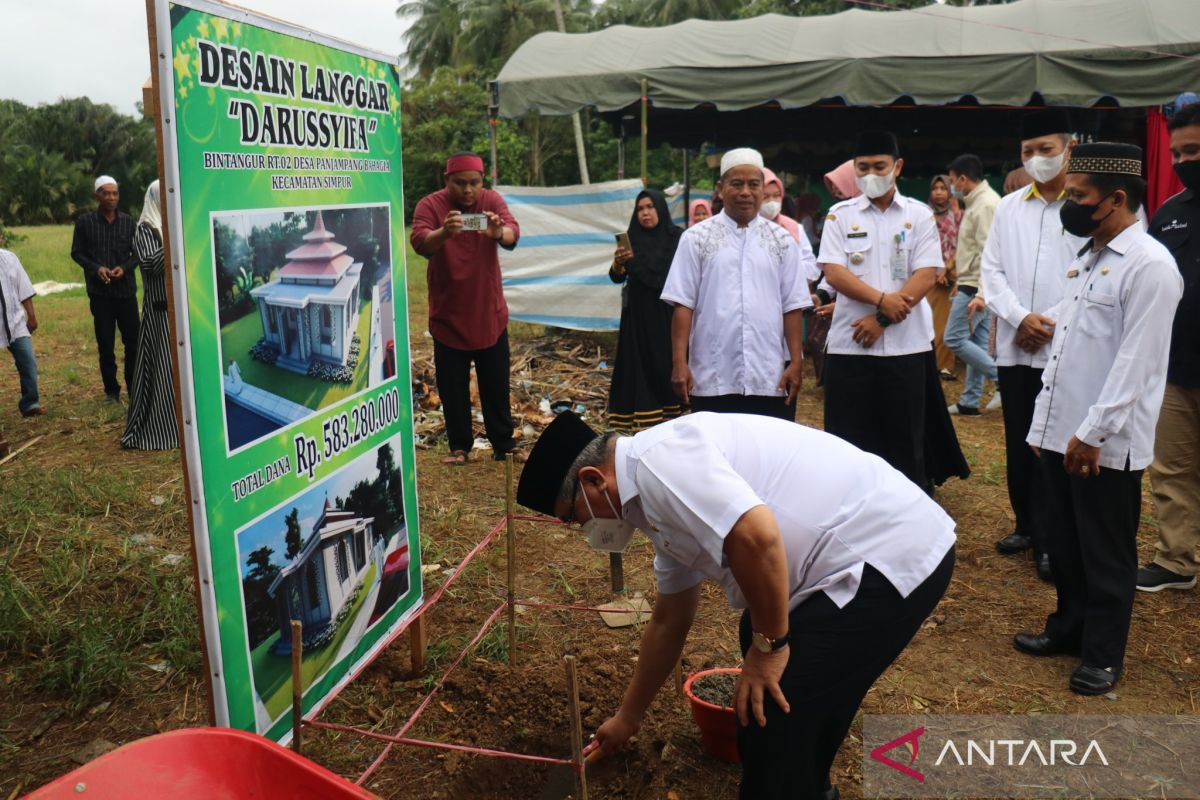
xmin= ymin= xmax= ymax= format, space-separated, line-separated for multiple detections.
xmin=495 ymin=0 xmax=1200 ymax=117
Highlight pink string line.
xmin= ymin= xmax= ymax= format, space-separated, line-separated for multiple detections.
xmin=515 ymin=600 xmax=650 ymax=615
xmin=844 ymin=0 xmax=1200 ymax=63
xmin=307 ymin=720 xmax=578 ymax=770
xmin=353 ymin=601 xmax=508 ymax=784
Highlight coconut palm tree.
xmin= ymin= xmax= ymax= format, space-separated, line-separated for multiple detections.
xmin=397 ymin=0 xmax=467 ymax=77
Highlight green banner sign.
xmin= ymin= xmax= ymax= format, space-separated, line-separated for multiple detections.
xmin=153 ymin=0 xmax=421 ymax=741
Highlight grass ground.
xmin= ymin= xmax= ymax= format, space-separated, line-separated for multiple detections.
xmin=3 ymin=224 xmax=1198 ymax=800
xmin=7 ymin=225 xmax=86 ymax=292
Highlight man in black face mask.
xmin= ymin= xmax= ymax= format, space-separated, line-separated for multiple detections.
xmin=1138 ymin=103 xmax=1200 ymax=592
xmin=1015 ymin=143 xmax=1183 ymax=694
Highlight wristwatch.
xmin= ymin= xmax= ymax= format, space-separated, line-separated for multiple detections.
xmin=874 ymin=310 xmax=892 ymax=328
xmin=751 ymin=630 xmax=790 ymax=653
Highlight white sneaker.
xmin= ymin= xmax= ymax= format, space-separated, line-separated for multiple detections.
xmin=986 ymin=392 xmax=1002 ymax=411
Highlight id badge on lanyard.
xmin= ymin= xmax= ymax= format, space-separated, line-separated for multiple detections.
xmin=890 ymin=231 xmax=908 ymax=281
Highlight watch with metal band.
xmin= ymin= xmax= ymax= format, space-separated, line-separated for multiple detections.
xmin=751 ymin=630 xmax=790 ymax=653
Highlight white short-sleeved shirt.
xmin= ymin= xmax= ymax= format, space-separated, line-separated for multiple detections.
xmin=817 ymin=193 xmax=944 ymax=357
xmin=660 ymin=212 xmax=812 ymax=397
xmin=981 ymin=185 xmax=1083 ymax=368
xmin=0 ymin=249 xmax=35 ymax=348
xmin=614 ymin=413 xmax=957 ymax=610
xmin=1027 ymin=224 xmax=1183 ymax=470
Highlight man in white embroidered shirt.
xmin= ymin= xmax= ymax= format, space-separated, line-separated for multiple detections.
xmin=818 ymin=131 xmax=943 ymax=486
xmin=980 ymin=108 xmax=1081 ymax=581
xmin=661 ymin=147 xmax=812 ymax=420
xmin=1015 ymin=143 xmax=1183 ymax=695
xmin=517 ymin=411 xmax=955 ymax=800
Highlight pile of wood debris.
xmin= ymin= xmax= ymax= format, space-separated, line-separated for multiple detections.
xmin=411 ymin=334 xmax=614 ymax=449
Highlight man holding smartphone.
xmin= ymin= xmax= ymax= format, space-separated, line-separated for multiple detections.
xmin=411 ymin=152 xmax=522 ymax=465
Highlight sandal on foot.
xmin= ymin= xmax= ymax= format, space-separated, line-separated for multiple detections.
xmin=493 ymin=449 xmax=528 ymax=463
xmin=443 ymin=450 xmax=470 ymax=465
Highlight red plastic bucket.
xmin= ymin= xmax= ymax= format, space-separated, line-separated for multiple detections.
xmin=683 ymin=667 xmax=741 ymax=764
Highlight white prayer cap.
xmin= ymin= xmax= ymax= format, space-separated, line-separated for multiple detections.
xmin=94 ymin=175 xmax=118 ymax=192
xmin=719 ymin=148 xmax=764 ymax=177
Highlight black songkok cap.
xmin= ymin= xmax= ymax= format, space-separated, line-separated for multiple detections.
xmin=1066 ymin=142 xmax=1143 ymax=177
xmin=1019 ymin=108 xmax=1073 ymax=140
xmin=516 ymin=411 xmax=600 ymax=517
xmin=853 ymin=130 xmax=899 ymax=158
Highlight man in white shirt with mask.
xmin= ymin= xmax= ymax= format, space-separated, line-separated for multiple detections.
xmin=517 ymin=410 xmax=956 ymax=800
xmin=818 ymin=130 xmax=943 ymax=487
xmin=1016 ymin=143 xmax=1183 ymax=695
xmin=662 ymin=147 xmax=812 ymax=420
xmin=980 ymin=109 xmax=1082 ymax=581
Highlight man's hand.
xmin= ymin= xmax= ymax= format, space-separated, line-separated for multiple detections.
xmin=877 ymin=292 xmax=914 ymax=324
xmin=1016 ymin=313 xmax=1055 ymax=353
xmin=484 ymin=210 xmax=505 ymax=240
xmin=735 ymin=646 xmax=790 ymax=727
xmin=442 ymin=210 xmax=464 ymax=237
xmin=671 ymin=362 xmax=693 ymax=404
xmin=96 ymin=266 xmax=113 ymax=284
xmin=1063 ymin=436 xmax=1101 ymax=479
xmin=777 ymin=361 xmax=803 ymax=404
xmin=594 ymin=711 xmax=640 ymax=758
xmin=935 ymin=271 xmax=950 ymax=287
xmin=814 ymin=300 xmax=835 ymax=319
xmin=110 ymin=266 xmax=124 ymax=281
xmin=851 ymin=314 xmax=884 ymax=348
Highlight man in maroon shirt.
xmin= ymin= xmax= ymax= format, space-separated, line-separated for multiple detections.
xmin=411 ymin=152 xmax=522 ymax=464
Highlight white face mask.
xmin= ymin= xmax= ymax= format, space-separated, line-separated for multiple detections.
xmin=1023 ymin=152 xmax=1067 ymax=184
xmin=759 ymin=200 xmax=782 ymax=219
xmin=580 ymin=485 xmax=636 ymax=553
xmin=856 ymin=169 xmax=895 ymax=200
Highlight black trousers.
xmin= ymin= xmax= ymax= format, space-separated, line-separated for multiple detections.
xmin=737 ymin=550 xmax=955 ymax=800
xmin=1038 ymin=450 xmax=1142 ymax=670
xmin=690 ymin=392 xmax=796 ymax=422
xmin=433 ymin=330 xmax=516 ymax=456
xmin=997 ymin=366 xmax=1045 ymax=552
xmin=823 ymin=352 xmax=926 ymax=486
xmin=89 ymin=295 xmax=140 ymax=397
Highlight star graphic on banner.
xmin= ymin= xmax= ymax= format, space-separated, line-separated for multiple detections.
xmin=173 ymin=45 xmax=192 ymax=85
xmin=196 ymin=18 xmax=210 ymax=39
xmin=210 ymin=15 xmax=229 ymax=41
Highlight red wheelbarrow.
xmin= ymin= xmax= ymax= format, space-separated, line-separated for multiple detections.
xmin=27 ymin=728 xmax=379 ymax=799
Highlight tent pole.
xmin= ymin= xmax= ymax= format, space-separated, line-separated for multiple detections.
xmin=553 ymin=0 xmax=590 ymax=184
xmin=682 ymin=148 xmax=691 ymax=225
xmin=488 ymin=81 xmax=500 ymax=184
xmin=640 ymin=78 xmax=649 ymax=185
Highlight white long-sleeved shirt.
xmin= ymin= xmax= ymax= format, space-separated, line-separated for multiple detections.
xmin=1027 ymin=223 xmax=1183 ymax=469
xmin=0 ymin=249 xmax=35 ymax=348
xmin=661 ymin=211 xmax=811 ymax=397
xmin=981 ymin=184 xmax=1084 ymax=368
xmin=614 ymin=413 xmax=956 ymax=610
xmin=817 ymin=192 xmax=943 ymax=357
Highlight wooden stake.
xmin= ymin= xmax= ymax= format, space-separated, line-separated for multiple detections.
xmin=609 ymin=552 xmax=624 ymax=594
xmin=564 ymin=655 xmax=589 ymax=800
xmin=409 ymin=612 xmax=428 ymax=675
xmin=506 ymin=452 xmax=517 ymax=666
xmin=290 ymin=620 xmax=303 ymax=753
xmin=675 ymin=658 xmax=684 ymax=696
xmin=639 ymin=78 xmax=649 ymax=186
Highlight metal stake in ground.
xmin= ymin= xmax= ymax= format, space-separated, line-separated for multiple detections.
xmin=290 ymin=619 xmax=303 ymax=753
xmin=609 ymin=552 xmax=624 ymax=594
xmin=506 ymin=452 xmax=517 ymax=666
xmin=564 ymin=655 xmax=589 ymax=800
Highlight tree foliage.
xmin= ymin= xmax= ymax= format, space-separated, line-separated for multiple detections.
xmin=0 ymin=98 xmax=156 ymax=226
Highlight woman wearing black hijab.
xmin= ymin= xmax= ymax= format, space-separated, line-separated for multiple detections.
xmin=607 ymin=189 xmax=683 ymax=431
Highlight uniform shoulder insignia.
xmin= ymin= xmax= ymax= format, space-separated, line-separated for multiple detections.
xmin=826 ymin=213 xmax=837 ymax=221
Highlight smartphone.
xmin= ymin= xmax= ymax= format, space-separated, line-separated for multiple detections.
xmin=614 ymin=232 xmax=632 ymax=251
xmin=460 ymin=213 xmax=488 ymax=231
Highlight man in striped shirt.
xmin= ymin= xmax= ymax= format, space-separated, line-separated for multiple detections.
xmin=71 ymin=175 xmax=139 ymax=402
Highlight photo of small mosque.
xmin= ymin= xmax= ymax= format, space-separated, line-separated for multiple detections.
xmin=213 ymin=204 xmax=398 ymax=451
xmin=237 ymin=437 xmax=414 ymax=732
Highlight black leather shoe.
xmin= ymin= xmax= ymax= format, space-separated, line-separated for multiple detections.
xmin=1036 ymin=553 xmax=1053 ymax=582
xmin=1069 ymin=665 xmax=1120 ymax=695
xmin=997 ymin=532 xmax=1032 ymax=555
xmin=1013 ymin=632 xmax=1078 ymax=657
